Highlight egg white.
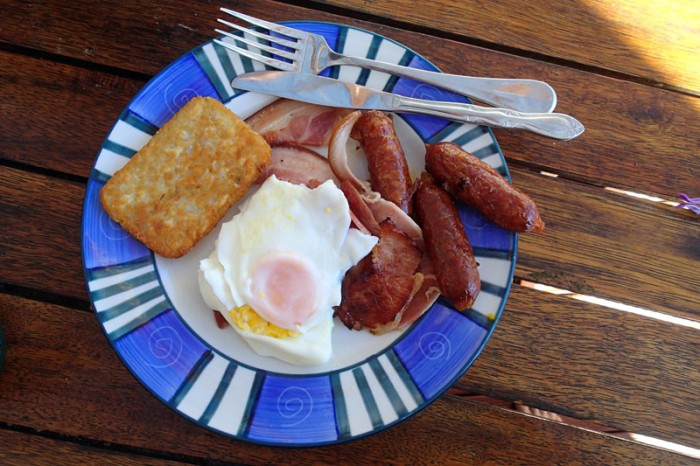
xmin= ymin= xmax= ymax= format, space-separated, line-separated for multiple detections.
xmin=199 ymin=176 xmax=377 ymax=365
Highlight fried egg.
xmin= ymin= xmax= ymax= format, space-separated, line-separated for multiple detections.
xmin=199 ymin=175 xmax=377 ymax=365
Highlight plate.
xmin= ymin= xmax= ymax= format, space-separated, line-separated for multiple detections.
xmin=81 ymin=21 xmax=516 ymax=446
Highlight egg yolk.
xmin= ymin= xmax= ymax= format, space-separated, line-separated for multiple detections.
xmin=248 ymin=253 xmax=320 ymax=330
xmin=229 ymin=305 xmax=300 ymax=339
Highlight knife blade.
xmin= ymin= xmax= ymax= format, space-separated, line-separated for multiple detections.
xmin=231 ymin=71 xmax=584 ymax=140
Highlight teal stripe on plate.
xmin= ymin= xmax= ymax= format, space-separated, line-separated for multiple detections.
xmin=171 ymin=350 xmax=215 ymax=406
xmin=97 ymin=286 xmax=163 ymax=323
xmin=356 ymin=67 xmax=371 ymax=86
xmin=352 ymin=367 xmax=383 ymax=429
xmin=193 ymin=46 xmax=229 ymax=101
xmin=241 ymin=371 xmax=266 ymax=438
xmin=90 ymin=269 xmax=157 ymax=301
xmin=426 ymin=121 xmax=464 ymax=144
xmin=330 ymin=27 xmax=350 ymax=80
xmin=89 ymin=168 xmax=111 ymax=184
xmin=383 ymin=74 xmax=401 ymax=93
xmin=87 ymin=257 xmax=153 ymax=281
xmin=464 ymin=309 xmax=494 ymax=328
xmin=213 ymin=40 xmax=238 ymax=85
xmin=121 ymin=111 xmax=159 ymax=136
xmin=480 ymin=280 xmax=507 ymax=297
xmin=472 ymin=247 xmax=512 ymax=260
xmin=199 ymin=362 xmax=237 ymax=425
xmin=383 ymin=50 xmax=413 ymax=92
xmin=238 ymin=52 xmax=257 ymax=74
xmin=108 ymin=300 xmax=170 ymax=342
xmin=385 ymin=350 xmax=424 ymax=406
xmin=236 ymin=31 xmax=261 ymax=74
xmin=361 ymin=35 xmax=386 ymax=87
xmin=330 ymin=372 xmax=351 ymax=440
xmin=451 ymin=126 xmax=487 ymax=147
xmin=471 ymin=144 xmax=500 ymax=160
xmin=366 ymin=35 xmax=382 ymax=60
xmin=369 ymin=358 xmax=408 ymax=418
xmin=102 ymin=139 xmax=136 ymax=158
xmin=397 ymin=49 xmax=414 ymax=67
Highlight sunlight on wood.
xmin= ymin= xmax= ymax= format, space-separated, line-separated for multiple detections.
xmin=604 ymin=186 xmax=680 ymax=207
xmin=629 ymin=433 xmax=700 ymax=459
xmin=580 ymin=0 xmax=700 ymax=92
xmin=519 ymin=280 xmax=700 ymax=330
xmin=463 ymin=393 xmax=700 ymax=459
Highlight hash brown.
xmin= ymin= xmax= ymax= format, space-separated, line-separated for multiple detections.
xmin=100 ymin=96 xmax=271 ymax=258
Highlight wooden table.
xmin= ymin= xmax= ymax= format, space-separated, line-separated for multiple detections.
xmin=1 ymin=0 xmax=698 ymax=463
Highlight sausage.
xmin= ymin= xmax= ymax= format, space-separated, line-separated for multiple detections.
xmin=425 ymin=142 xmax=545 ymax=233
xmin=413 ymin=172 xmax=480 ymax=311
xmin=352 ymin=110 xmax=413 ymax=214
xmin=336 ymin=219 xmax=423 ymax=334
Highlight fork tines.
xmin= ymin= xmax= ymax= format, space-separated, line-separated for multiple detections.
xmin=219 ymin=8 xmax=306 ymax=40
xmin=214 ymin=8 xmax=303 ymax=71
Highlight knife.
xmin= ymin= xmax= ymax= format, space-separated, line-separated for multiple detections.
xmin=231 ymin=71 xmax=584 ymax=140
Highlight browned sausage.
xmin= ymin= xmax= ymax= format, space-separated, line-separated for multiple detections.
xmin=352 ymin=110 xmax=413 ymax=214
xmin=413 ymin=172 xmax=480 ymax=311
xmin=425 ymin=142 xmax=544 ymax=233
xmin=336 ymin=219 xmax=422 ymax=334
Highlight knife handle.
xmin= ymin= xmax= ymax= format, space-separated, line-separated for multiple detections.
xmin=394 ymin=95 xmax=584 ymax=140
xmin=329 ymin=53 xmax=557 ymax=113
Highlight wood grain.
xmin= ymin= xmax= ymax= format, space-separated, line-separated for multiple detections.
xmin=1 ymin=0 xmax=698 ymax=462
xmin=0 ymin=50 xmax=142 ymax=178
xmin=1 ymin=167 xmax=85 ymax=299
xmin=315 ymin=0 xmax=700 ymax=93
xmin=0 ymin=294 xmax=693 ymax=465
xmin=510 ymin=169 xmax=700 ymax=321
xmin=5 ymin=0 xmax=699 ymax=93
xmin=0 ymin=0 xmax=213 ymax=76
xmin=4 ymin=168 xmax=695 ymax=445
xmin=463 ymin=285 xmax=700 ymax=449
xmin=0 ymin=3 xmax=697 ymax=199
xmin=3 ymin=154 xmax=696 ymax=319
xmin=0 ymin=430 xmax=188 ymax=466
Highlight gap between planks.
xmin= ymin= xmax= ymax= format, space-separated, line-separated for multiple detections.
xmin=449 ymin=391 xmax=700 ymax=460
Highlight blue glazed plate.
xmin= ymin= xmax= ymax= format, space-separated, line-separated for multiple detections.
xmin=81 ymin=21 xmax=516 ymax=446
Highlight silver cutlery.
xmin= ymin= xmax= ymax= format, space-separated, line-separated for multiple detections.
xmin=215 ymin=8 xmax=557 ymax=113
xmin=232 ymin=71 xmax=584 ymax=140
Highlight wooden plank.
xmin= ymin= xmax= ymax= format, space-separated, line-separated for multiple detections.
xmin=0 ymin=429 xmax=189 ymax=466
xmin=0 ymin=0 xmax=212 ymax=76
xmin=509 ymin=169 xmax=699 ymax=321
xmin=315 ymin=0 xmax=700 ymax=93
xmin=1 ymin=3 xmax=697 ymax=198
xmin=0 ymin=51 xmax=143 ymax=178
xmin=1 ymin=167 xmax=86 ymax=299
xmin=4 ymin=0 xmax=699 ymax=92
xmin=0 ymin=294 xmax=693 ymax=464
xmin=4 ymin=170 xmax=695 ymax=444
xmin=461 ymin=285 xmax=700 ymax=449
xmin=3 ymin=153 xmax=696 ymax=320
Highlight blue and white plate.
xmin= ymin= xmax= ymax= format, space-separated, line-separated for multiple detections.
xmin=81 ymin=21 xmax=516 ymax=446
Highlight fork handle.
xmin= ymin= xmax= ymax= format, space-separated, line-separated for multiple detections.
xmin=393 ymin=95 xmax=583 ymax=140
xmin=329 ymin=54 xmax=557 ymax=113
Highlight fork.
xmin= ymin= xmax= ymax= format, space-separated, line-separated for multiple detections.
xmin=214 ymin=8 xmax=557 ymax=113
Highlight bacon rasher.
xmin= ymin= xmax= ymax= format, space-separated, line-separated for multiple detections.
xmin=246 ymin=99 xmax=352 ymax=147
xmin=257 ymin=144 xmax=340 ymax=188
xmin=329 ymin=112 xmax=440 ymax=334
xmin=246 ymin=103 xmax=440 ymax=335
